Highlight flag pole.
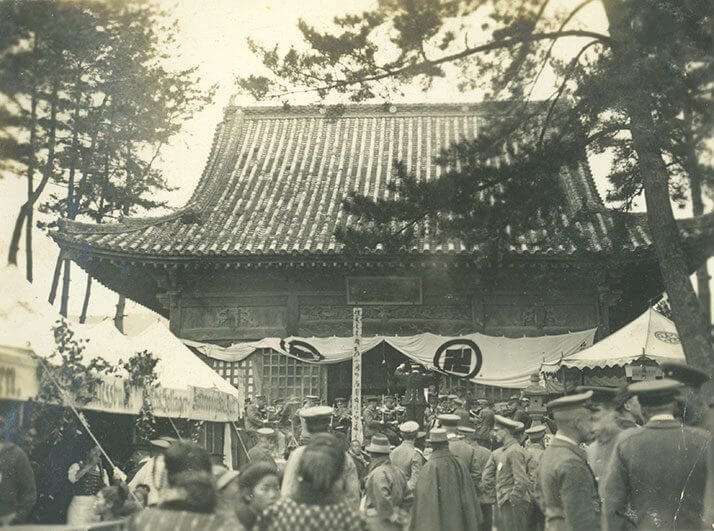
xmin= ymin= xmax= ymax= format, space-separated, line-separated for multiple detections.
xmin=351 ymin=307 xmax=363 ymax=443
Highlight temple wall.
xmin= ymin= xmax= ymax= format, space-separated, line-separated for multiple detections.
xmin=165 ymin=267 xmax=611 ymax=401
xmin=170 ymin=268 xmax=602 ymax=341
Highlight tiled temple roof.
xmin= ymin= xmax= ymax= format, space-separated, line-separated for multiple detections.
xmin=53 ymin=103 xmax=710 ymax=262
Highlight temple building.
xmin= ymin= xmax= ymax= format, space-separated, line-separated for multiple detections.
xmin=53 ymin=103 xmax=712 ymax=403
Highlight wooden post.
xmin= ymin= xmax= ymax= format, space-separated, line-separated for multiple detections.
xmin=351 ymin=307 xmax=363 ymax=443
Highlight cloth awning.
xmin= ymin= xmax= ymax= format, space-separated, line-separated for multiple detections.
xmin=0 ymin=265 xmax=242 ymax=421
xmin=187 ymin=327 xmax=597 ymax=389
xmin=541 ymin=308 xmax=685 ymax=372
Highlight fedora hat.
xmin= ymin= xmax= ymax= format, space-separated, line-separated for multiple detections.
xmin=365 ymin=434 xmax=391 ymax=454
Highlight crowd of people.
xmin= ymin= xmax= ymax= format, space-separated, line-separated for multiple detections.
xmin=0 ymin=359 xmax=712 ymax=529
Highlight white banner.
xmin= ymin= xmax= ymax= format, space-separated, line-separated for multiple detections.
xmin=195 ymin=328 xmax=597 ymax=389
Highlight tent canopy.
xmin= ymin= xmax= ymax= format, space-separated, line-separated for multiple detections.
xmin=189 ymin=327 xmax=597 ymax=389
xmin=541 ymin=308 xmax=685 ymax=372
xmin=0 ymin=265 xmax=241 ymax=420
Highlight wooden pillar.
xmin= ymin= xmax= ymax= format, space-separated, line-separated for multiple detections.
xmin=167 ymin=291 xmax=182 ymax=336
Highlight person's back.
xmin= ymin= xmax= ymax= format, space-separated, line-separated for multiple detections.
xmin=281 ymin=407 xmax=360 ymax=507
xmin=410 ymin=429 xmax=481 ymax=531
xmin=364 ymin=436 xmax=410 ymax=530
xmin=604 ymin=419 xmax=709 ymax=530
xmin=0 ymin=441 xmax=36 ymax=524
xmin=448 ymin=437 xmax=481 ymax=489
xmin=258 ymin=433 xmax=369 ymax=531
xmin=390 ymin=442 xmax=422 ymax=491
xmin=127 ymin=441 xmax=234 ymax=531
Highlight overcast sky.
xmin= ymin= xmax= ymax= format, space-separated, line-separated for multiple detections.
xmin=1 ymin=0 xmax=711 ymax=321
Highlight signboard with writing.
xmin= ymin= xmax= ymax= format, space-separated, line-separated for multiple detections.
xmin=1 ymin=348 xmax=241 ymax=422
xmin=0 ymin=346 xmax=39 ymax=401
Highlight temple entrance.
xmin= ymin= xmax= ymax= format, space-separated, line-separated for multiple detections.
xmin=326 ymin=342 xmax=413 ymax=404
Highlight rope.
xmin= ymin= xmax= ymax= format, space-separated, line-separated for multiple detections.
xmin=231 ymin=421 xmax=251 ymax=462
xmin=33 ymin=354 xmax=142 ymax=504
xmin=168 ymin=417 xmax=182 ymax=440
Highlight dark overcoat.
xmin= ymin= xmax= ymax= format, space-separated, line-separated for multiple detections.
xmin=409 ymin=447 xmax=481 ymax=531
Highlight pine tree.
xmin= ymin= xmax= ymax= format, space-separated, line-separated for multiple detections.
xmin=1 ymin=0 xmax=213 ymax=317
xmin=237 ymin=0 xmax=713 ymax=382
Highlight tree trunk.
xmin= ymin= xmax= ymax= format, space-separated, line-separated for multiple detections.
xmin=9 ymin=32 xmax=39 ymax=270
xmin=602 ymin=0 xmax=714 ymax=388
xmin=59 ymin=258 xmax=70 ymax=317
xmin=79 ymin=274 xmax=92 ymax=324
xmin=683 ymin=110 xmax=711 ymax=326
xmin=48 ymin=251 xmax=63 ymax=304
xmin=8 ymin=80 xmax=59 ymax=274
xmin=114 ymin=294 xmax=126 ymax=333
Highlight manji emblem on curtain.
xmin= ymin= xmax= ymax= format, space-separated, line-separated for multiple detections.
xmin=433 ymin=339 xmax=483 ymax=378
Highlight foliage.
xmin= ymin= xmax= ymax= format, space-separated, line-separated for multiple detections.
xmin=237 ymin=0 xmax=714 ymax=375
xmin=120 ymin=349 xmax=160 ymax=443
xmin=0 ymin=0 xmax=215 ymax=275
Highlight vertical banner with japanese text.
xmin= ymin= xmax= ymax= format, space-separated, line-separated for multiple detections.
xmin=351 ymin=307 xmax=363 ymax=443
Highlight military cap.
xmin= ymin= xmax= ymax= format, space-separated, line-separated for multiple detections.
xmin=519 ymin=396 xmax=530 ymax=402
xmin=365 ymin=434 xmax=391 ymax=454
xmin=256 ymin=427 xmax=275 ymax=437
xmin=628 ymin=378 xmax=682 ymax=406
xmin=399 ymin=420 xmax=420 ymax=434
xmin=427 ymin=428 xmax=448 ymax=443
xmin=457 ymin=426 xmax=475 ymax=434
xmin=659 ymin=361 xmax=710 ymax=388
xmin=437 ymin=414 xmax=460 ymax=427
xmin=546 ymin=390 xmax=594 ymax=411
xmin=298 ymin=405 xmax=333 ymax=418
xmin=334 ymin=397 xmax=347 ymax=403
xmin=508 ymin=394 xmax=521 ymax=401
xmin=575 ymin=386 xmax=618 ymax=404
xmin=494 ymin=414 xmax=524 ymax=431
xmin=525 ymin=425 xmax=547 ymax=439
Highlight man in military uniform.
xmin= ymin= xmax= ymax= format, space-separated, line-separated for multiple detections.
xmin=438 ymin=414 xmax=484 ymax=498
xmin=390 ymin=420 xmax=425 ymax=493
xmin=332 ymin=397 xmax=351 ymax=441
xmin=364 ymin=434 xmax=410 ymax=530
xmin=471 ymin=398 xmax=495 ymax=449
xmin=394 ymin=362 xmax=437 ymax=426
xmin=660 ymin=360 xmax=710 ymax=426
xmin=363 ymin=396 xmax=382 ymax=442
xmin=452 ymin=397 xmax=471 ymax=427
xmin=481 ymin=415 xmax=530 ymax=531
xmin=458 ymin=425 xmax=493 ymax=529
xmin=538 ymin=390 xmax=600 ymax=531
xmin=509 ymin=395 xmax=532 ymax=429
xmin=538 ymin=391 xmax=600 ymax=531
xmin=281 ymin=406 xmax=360 ymax=507
xmin=577 ymin=385 xmax=632 ymax=492
xmin=244 ymin=395 xmax=266 ymax=449
xmin=247 ymin=427 xmax=278 ymax=468
xmin=603 ymin=379 xmax=710 ymax=530
xmin=524 ymin=425 xmax=547 ymax=531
